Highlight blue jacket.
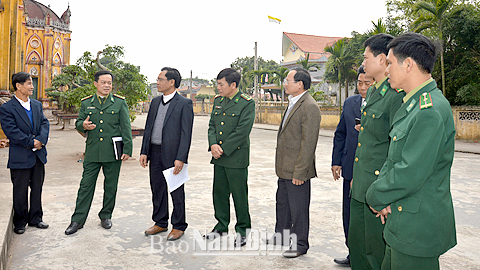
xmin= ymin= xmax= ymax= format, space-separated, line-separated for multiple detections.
xmin=331 ymin=95 xmax=361 ymax=180
xmin=0 ymin=97 xmax=49 ymax=169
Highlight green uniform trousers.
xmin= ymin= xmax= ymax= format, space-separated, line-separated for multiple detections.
xmin=349 ymin=198 xmax=385 ymax=270
xmin=213 ymin=165 xmax=251 ymax=236
xmin=71 ymin=160 xmax=122 ymax=224
xmin=382 ymin=244 xmax=439 ymax=270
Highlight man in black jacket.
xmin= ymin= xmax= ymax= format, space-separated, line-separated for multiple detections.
xmin=140 ymin=67 xmax=194 ymax=241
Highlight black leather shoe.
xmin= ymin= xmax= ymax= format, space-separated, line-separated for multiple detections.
xmin=29 ymin=221 xmax=49 ymax=229
xmin=203 ymin=229 xmax=227 ymax=240
xmin=334 ymin=257 xmax=351 ymax=267
xmin=234 ymin=235 xmax=247 ymax=247
xmin=14 ymin=226 xmax=26 ymax=234
xmin=282 ymin=249 xmax=305 ymax=258
xmin=101 ymin=218 xmax=112 ymax=229
xmin=65 ymin=222 xmax=83 ymax=235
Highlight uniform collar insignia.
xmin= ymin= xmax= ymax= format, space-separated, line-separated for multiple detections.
xmin=407 ymin=99 xmax=416 ymax=112
xmin=380 ymin=85 xmax=388 ymax=96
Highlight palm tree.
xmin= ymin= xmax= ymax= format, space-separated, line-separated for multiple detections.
xmin=247 ymin=69 xmax=271 ymax=99
xmin=367 ymin=18 xmax=388 ymax=35
xmin=412 ymin=0 xmax=461 ymax=95
xmin=296 ymin=53 xmax=321 ymax=71
xmin=270 ymin=67 xmax=289 ymax=105
xmin=324 ymin=38 xmax=357 ymax=113
xmin=239 ymin=67 xmax=253 ymax=94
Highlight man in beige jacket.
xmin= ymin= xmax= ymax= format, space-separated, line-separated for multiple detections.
xmin=271 ymin=67 xmax=321 ymax=258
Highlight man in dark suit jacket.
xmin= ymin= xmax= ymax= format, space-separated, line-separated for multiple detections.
xmin=273 ymin=67 xmax=321 ymax=258
xmin=331 ymin=66 xmax=372 ymax=267
xmin=0 ymin=72 xmax=50 ymax=234
xmin=140 ymin=67 xmax=194 ymax=241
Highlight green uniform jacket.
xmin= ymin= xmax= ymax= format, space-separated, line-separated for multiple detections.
xmin=208 ymin=91 xmax=255 ymax=169
xmin=76 ymin=93 xmax=133 ymax=162
xmin=351 ymin=79 xmax=405 ymax=203
xmin=366 ymin=80 xmax=456 ymax=258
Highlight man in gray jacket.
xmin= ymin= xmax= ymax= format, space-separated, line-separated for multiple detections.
xmin=271 ymin=67 xmax=321 ymax=258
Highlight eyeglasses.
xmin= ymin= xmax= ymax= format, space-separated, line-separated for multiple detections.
xmin=156 ymin=77 xmax=169 ymax=82
xmin=283 ymin=79 xmax=298 ymax=85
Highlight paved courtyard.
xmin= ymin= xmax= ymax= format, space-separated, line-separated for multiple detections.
xmin=1 ymin=114 xmax=480 ymax=269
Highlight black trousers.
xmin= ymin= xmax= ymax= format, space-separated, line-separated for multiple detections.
xmin=10 ymin=156 xmax=45 ymax=228
xmin=149 ymin=144 xmax=187 ymax=231
xmin=275 ymin=178 xmax=311 ymax=254
xmin=342 ymin=178 xmax=352 ymax=256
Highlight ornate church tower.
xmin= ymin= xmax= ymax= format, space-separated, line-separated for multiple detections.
xmin=0 ymin=0 xmax=71 ymax=106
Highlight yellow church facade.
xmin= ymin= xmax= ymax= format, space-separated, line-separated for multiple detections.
xmin=0 ymin=0 xmax=71 ymax=106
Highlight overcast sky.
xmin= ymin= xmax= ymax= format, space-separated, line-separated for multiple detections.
xmin=42 ymin=0 xmax=388 ymax=83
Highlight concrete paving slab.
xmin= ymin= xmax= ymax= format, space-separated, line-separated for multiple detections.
xmin=1 ymin=114 xmax=479 ymax=269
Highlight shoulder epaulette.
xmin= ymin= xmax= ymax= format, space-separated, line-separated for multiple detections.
xmin=214 ymin=95 xmax=221 ymax=99
xmin=241 ymin=93 xmax=252 ymax=101
xmin=395 ymin=88 xmax=404 ymax=93
xmin=81 ymin=95 xmax=93 ymax=101
xmin=113 ymin=94 xmax=125 ymax=99
xmin=419 ymin=92 xmax=433 ymax=109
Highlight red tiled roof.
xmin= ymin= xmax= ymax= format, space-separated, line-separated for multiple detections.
xmin=178 ymin=86 xmax=200 ymax=92
xmin=284 ymin=32 xmax=344 ymax=54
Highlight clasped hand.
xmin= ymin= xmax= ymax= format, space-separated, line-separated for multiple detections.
xmin=211 ymin=144 xmax=223 ymax=159
xmin=369 ymin=205 xmax=392 ymax=224
xmin=33 ymin=139 xmax=42 ymax=150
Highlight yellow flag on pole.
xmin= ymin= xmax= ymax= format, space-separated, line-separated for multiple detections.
xmin=268 ymin=15 xmax=281 ymax=24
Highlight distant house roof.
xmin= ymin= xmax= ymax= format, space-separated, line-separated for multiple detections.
xmin=178 ymin=86 xmax=200 ymax=94
xmin=261 ymin=84 xmax=281 ymax=90
xmin=282 ymin=32 xmax=344 ymax=55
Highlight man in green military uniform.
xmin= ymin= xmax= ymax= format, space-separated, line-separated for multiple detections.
xmin=366 ymin=33 xmax=456 ymax=270
xmin=65 ymin=70 xmax=132 ymax=235
xmin=349 ymin=34 xmax=405 ymax=269
xmin=204 ymin=68 xmax=255 ymax=247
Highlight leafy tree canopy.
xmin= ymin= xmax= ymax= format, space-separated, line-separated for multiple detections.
xmin=48 ymin=45 xmax=148 ymax=120
xmin=230 ymin=56 xmax=279 ymax=94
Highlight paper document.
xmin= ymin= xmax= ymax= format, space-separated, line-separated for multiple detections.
xmin=112 ymin=137 xmax=123 ymax=160
xmin=162 ymin=163 xmax=189 ymax=192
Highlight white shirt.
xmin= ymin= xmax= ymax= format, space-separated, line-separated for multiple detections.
xmin=287 ymin=91 xmax=307 ymax=111
xmin=14 ymin=95 xmax=31 ymax=111
xmin=282 ymin=91 xmax=307 ymax=127
xmin=162 ymin=91 xmax=176 ymax=103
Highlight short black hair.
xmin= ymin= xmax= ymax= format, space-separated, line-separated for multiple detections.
xmin=217 ymin=68 xmax=241 ymax=88
xmin=292 ymin=67 xmax=311 ymax=90
xmin=94 ymin=70 xmax=114 ymax=82
xmin=355 ymin=66 xmax=366 ymax=94
xmin=161 ymin=67 xmax=182 ymax=88
xmin=12 ymin=72 xmax=31 ymax=91
xmin=364 ymin=33 xmax=394 ymax=57
xmin=387 ymin=32 xmax=437 ymax=74
xmin=357 ymin=65 xmax=366 ymax=75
